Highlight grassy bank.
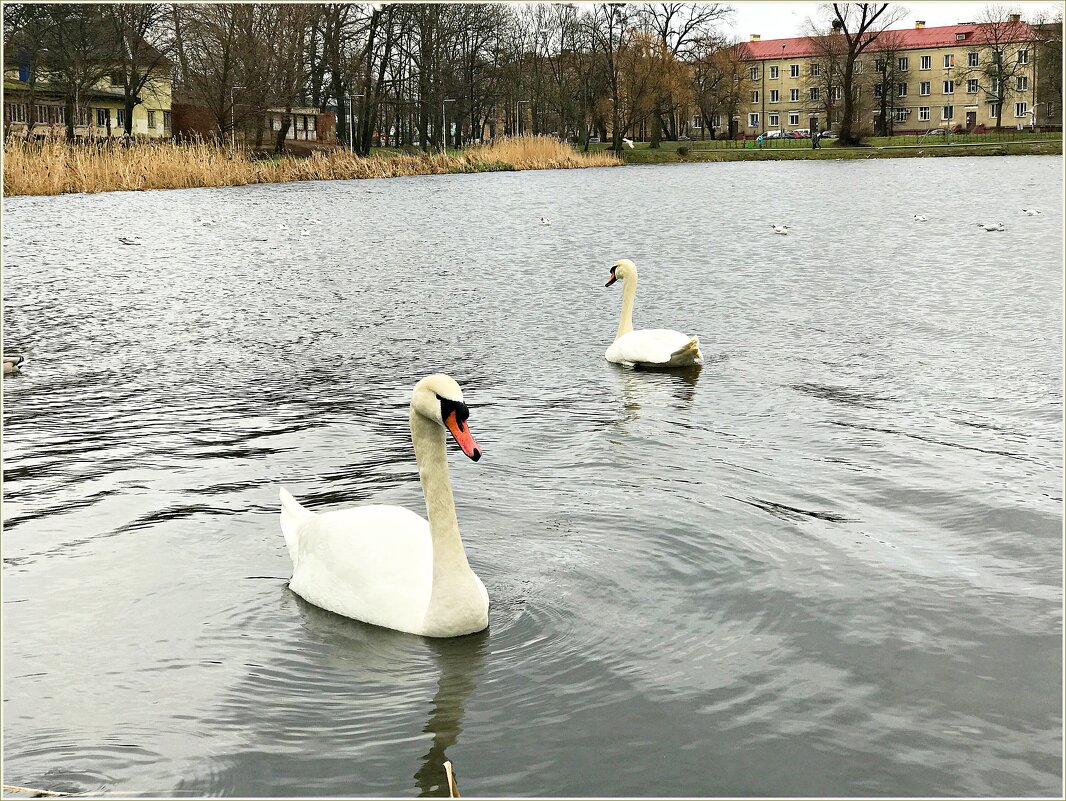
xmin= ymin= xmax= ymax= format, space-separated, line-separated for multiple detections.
xmin=2 ymin=135 xmax=621 ymax=197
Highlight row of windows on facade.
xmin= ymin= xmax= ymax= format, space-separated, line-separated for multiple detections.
xmin=749 ymin=74 xmax=1029 ymax=104
xmin=743 ymin=100 xmax=1036 ymax=127
xmin=749 ymin=49 xmax=1030 ymax=81
xmin=5 ymin=103 xmax=171 ymax=129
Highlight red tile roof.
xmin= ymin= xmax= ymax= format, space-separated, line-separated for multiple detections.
xmin=741 ymin=22 xmax=1038 ymax=60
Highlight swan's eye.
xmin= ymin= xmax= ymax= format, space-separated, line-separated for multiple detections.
xmin=436 ymin=394 xmax=470 ymax=429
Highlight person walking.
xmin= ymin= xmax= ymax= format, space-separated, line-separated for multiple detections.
xmin=811 ymin=129 xmax=821 ymax=149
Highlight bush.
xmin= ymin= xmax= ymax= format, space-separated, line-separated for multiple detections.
xmin=677 ymin=145 xmax=690 ymax=157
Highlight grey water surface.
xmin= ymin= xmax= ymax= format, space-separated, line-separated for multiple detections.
xmin=2 ymin=156 xmax=1062 ymax=797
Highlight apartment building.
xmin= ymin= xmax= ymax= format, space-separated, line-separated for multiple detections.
xmin=725 ymin=16 xmax=1056 ymax=137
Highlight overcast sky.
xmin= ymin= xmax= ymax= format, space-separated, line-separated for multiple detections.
xmin=729 ymin=2 xmax=1060 ymax=40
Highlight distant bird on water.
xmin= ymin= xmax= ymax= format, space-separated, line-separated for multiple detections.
xmin=278 ymin=223 xmax=289 ymax=231
xmin=118 ymin=236 xmax=141 ymax=246
xmin=771 ymin=224 xmax=790 ymax=235
xmin=300 ymin=228 xmax=311 ymax=236
xmin=4 ymin=354 xmax=25 ymax=376
xmin=540 ymin=217 xmax=551 ymax=226
xmin=1021 ymin=208 xmax=1042 ymax=216
xmin=977 ymin=222 xmax=1006 ymax=232
xmin=913 ymin=214 xmax=928 ymax=222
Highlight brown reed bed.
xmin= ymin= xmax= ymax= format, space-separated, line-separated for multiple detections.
xmin=2 ymin=135 xmax=621 ymax=197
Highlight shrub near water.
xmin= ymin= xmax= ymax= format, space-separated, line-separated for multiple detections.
xmin=2 ymin=135 xmax=621 ymax=196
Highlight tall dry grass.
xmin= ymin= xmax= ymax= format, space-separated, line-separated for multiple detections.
xmin=2 ymin=135 xmax=621 ymax=197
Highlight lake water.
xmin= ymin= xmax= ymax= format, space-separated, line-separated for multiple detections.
xmin=2 ymin=156 xmax=1062 ymax=798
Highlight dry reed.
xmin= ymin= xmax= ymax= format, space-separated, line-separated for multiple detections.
xmin=2 ymin=135 xmax=621 ymax=197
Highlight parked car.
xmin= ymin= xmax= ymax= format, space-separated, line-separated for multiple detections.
xmin=588 ymin=136 xmax=601 ymax=143
xmin=818 ymin=130 xmax=837 ymax=139
xmin=792 ymin=128 xmax=811 ymax=138
xmin=755 ymin=130 xmax=786 ymax=143
xmin=926 ymin=128 xmax=950 ymax=136
xmin=678 ymin=134 xmax=691 ymax=141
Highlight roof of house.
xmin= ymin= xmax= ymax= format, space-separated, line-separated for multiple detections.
xmin=741 ymin=21 xmax=1038 ymax=60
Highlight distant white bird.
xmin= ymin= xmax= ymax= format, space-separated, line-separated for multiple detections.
xmin=1021 ymin=208 xmax=1042 ymax=216
xmin=278 ymin=223 xmax=289 ymax=231
xmin=771 ymin=224 xmax=790 ymax=235
xmin=622 ymin=137 xmax=635 ymax=149
xmin=913 ymin=214 xmax=928 ymax=222
xmin=305 ymin=217 xmax=322 ymax=224
xmin=118 ymin=236 xmax=142 ymax=246
xmin=977 ymin=222 xmax=1006 ymax=232
xmin=300 ymin=228 xmax=311 ymax=236
xmin=540 ymin=217 xmax=551 ymax=226
xmin=198 ymin=218 xmax=216 ymax=226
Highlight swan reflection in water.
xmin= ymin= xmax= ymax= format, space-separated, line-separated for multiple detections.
xmin=291 ymin=594 xmax=487 ymax=798
xmin=611 ymin=362 xmax=703 ymax=423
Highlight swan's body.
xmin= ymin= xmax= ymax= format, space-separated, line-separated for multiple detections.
xmin=3 ymin=354 xmax=25 ymax=376
xmin=913 ymin=214 xmax=928 ymax=222
xmin=604 ymin=259 xmax=701 ymax=368
xmin=978 ymin=222 xmax=1006 ymax=232
xmin=540 ymin=217 xmax=551 ymax=226
xmin=280 ymin=375 xmax=488 ymax=638
xmin=771 ymin=224 xmax=790 ymax=235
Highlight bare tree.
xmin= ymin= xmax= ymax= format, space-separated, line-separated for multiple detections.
xmin=105 ymin=3 xmax=174 ymax=139
xmin=959 ymin=6 xmax=1037 ymax=130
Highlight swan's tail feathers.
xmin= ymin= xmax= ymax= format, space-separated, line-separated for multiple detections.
xmin=667 ymin=336 xmax=703 ymax=366
xmin=279 ymin=487 xmax=314 ymax=566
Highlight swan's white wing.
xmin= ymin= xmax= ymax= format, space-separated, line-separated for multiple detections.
xmin=606 ymin=329 xmax=700 ymax=366
xmin=288 ymin=504 xmax=434 ymax=633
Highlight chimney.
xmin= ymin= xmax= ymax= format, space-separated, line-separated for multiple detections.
xmin=914 ymin=20 xmax=925 ymax=29
xmin=1008 ymin=13 xmax=1021 ymax=23
xmin=750 ymin=34 xmax=761 ymax=41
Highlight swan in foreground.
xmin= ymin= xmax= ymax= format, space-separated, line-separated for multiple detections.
xmin=604 ymin=259 xmax=702 ymax=368
xmin=3 ymin=354 xmax=25 ymax=376
xmin=913 ymin=214 xmax=928 ymax=222
xmin=771 ymin=224 xmax=790 ymax=235
xmin=1021 ymin=208 xmax=1042 ymax=216
xmin=279 ymin=374 xmax=488 ymax=638
xmin=977 ymin=222 xmax=1006 ymax=232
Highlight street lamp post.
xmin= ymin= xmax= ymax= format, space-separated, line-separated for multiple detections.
xmin=348 ymin=93 xmax=365 ymax=153
xmin=230 ymin=84 xmax=245 ymax=150
xmin=516 ymin=99 xmax=530 ymax=136
xmin=442 ymin=98 xmax=457 ymax=153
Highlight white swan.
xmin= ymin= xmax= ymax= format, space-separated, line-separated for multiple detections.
xmin=279 ymin=374 xmax=489 ymax=638
xmin=771 ymin=224 xmax=790 ymax=235
xmin=540 ymin=217 xmax=551 ymax=226
xmin=622 ymin=137 xmax=635 ymax=149
xmin=977 ymin=222 xmax=1006 ymax=232
xmin=913 ymin=214 xmax=928 ymax=222
xmin=604 ymin=259 xmax=702 ymax=368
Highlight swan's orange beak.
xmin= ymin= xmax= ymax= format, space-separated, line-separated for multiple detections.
xmin=605 ymin=273 xmax=617 ymax=287
xmin=445 ymin=412 xmax=482 ymax=461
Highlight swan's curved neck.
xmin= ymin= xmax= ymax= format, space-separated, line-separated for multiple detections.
xmin=410 ymin=410 xmax=472 ymax=581
xmin=616 ymin=273 xmax=637 ymax=338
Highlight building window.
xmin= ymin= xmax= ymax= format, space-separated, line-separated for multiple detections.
xmin=789 ymin=64 xmax=799 ymax=78
xmin=956 ymin=33 xmax=967 ymax=40
xmin=943 ymin=80 xmax=954 ymax=94
xmin=769 ymin=65 xmax=779 ymax=79
xmin=920 ymin=81 xmax=931 ymax=96
xmin=854 ymin=60 xmax=863 ymax=73
xmin=1047 ymin=102 xmax=1054 ymax=118
xmin=809 ymin=87 xmax=819 ymax=101
xmin=147 ymin=110 xmax=156 ymax=128
xmin=163 ymin=111 xmax=171 ymax=130
xmin=768 ymin=113 xmax=779 ymax=127
xmin=989 ymin=102 xmax=1001 ymax=118
xmin=810 ymin=63 xmax=820 ymax=76
xmin=788 ymin=112 xmax=799 ymax=125
xmin=117 ymin=108 xmax=126 ymax=127
xmin=748 ymin=113 xmax=759 ymax=127
xmin=942 ymin=105 xmax=953 ymax=120
xmin=790 ymin=88 xmax=799 ymax=102
xmin=7 ymin=102 xmax=28 ymax=123
xmin=96 ymin=108 xmax=109 ymax=127
xmin=770 ymin=89 xmax=780 ymax=103
xmin=831 ymin=86 xmax=842 ymax=100
xmin=35 ymin=104 xmax=49 ymax=123
xmin=919 ymin=106 xmax=930 ymax=121
xmin=1016 ymin=76 xmax=1028 ymax=91
xmin=990 ymin=78 xmax=1001 ymax=96
xmin=968 ymin=51 xmax=979 ymax=67
xmin=1015 ymin=101 xmax=1028 ymax=117
xmin=898 ymin=57 xmax=908 ymax=71
xmin=920 ymin=55 xmax=932 ymax=70
xmin=873 ymin=84 xmax=883 ymax=98
xmin=894 ymin=108 xmax=908 ymax=122
xmin=897 ymin=83 xmax=908 ymax=97
xmin=944 ymin=54 xmax=954 ymax=68
xmin=875 ymin=59 xmax=885 ymax=72
xmin=75 ymin=106 xmax=90 ymax=126
xmin=1017 ymin=49 xmax=1029 ymax=64
xmin=271 ymin=115 xmax=281 ymax=131
xmin=751 ymin=90 xmax=759 ymax=103
xmin=691 ymin=116 xmax=702 ymax=128
xmin=750 ymin=67 xmax=759 ymax=80
xmin=711 ymin=114 xmax=721 ymax=127
xmin=967 ymin=79 xmax=979 ymax=93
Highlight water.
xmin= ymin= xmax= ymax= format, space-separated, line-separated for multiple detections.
xmin=2 ymin=156 xmax=1062 ymax=798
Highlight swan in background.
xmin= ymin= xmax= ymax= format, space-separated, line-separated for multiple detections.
xmin=771 ymin=224 xmax=790 ymax=235
xmin=604 ymin=259 xmax=702 ymax=368
xmin=1021 ymin=208 xmax=1042 ymax=216
xmin=300 ymin=228 xmax=311 ymax=236
xmin=279 ymin=374 xmax=488 ymax=638
xmin=540 ymin=217 xmax=551 ymax=226
xmin=118 ymin=236 xmax=142 ymax=245
xmin=3 ymin=354 xmax=25 ymax=376
xmin=913 ymin=214 xmax=928 ymax=222
xmin=278 ymin=223 xmax=289 ymax=231
xmin=977 ymin=222 xmax=1006 ymax=232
